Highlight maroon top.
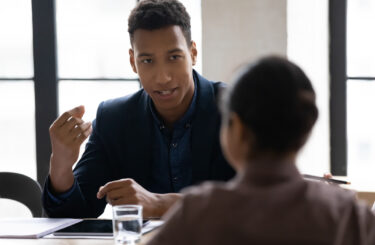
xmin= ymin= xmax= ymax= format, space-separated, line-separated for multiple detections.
xmin=147 ymin=160 xmax=375 ymax=245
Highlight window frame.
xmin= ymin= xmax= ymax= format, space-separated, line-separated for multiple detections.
xmin=329 ymin=0 xmax=375 ymax=175
xmin=31 ymin=0 xmax=139 ymax=184
xmin=329 ymin=0 xmax=348 ymax=175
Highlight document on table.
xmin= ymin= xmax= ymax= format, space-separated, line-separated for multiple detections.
xmin=142 ymin=220 xmax=164 ymax=234
xmin=0 ymin=218 xmax=82 ymax=238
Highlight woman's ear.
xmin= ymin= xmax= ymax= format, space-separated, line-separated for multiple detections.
xmin=231 ymin=113 xmax=252 ymax=146
xmin=224 ymin=113 xmax=253 ymax=170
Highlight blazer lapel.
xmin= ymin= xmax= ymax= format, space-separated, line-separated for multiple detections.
xmin=191 ymin=72 xmax=220 ymax=183
xmin=126 ymin=91 xmax=153 ymax=187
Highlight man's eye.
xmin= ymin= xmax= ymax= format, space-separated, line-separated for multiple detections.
xmin=170 ymin=55 xmax=181 ymax=61
xmin=142 ymin=59 xmax=152 ymax=64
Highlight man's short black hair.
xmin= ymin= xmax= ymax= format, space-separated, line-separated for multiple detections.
xmin=221 ymin=56 xmax=319 ymax=154
xmin=128 ymin=0 xmax=191 ymax=45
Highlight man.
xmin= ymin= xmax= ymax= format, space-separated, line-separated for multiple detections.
xmin=42 ymin=0 xmax=235 ymax=218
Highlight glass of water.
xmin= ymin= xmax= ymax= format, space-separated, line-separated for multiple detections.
xmin=112 ymin=205 xmax=143 ymax=244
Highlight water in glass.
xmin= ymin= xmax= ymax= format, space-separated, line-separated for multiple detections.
xmin=114 ymin=214 xmax=142 ymax=244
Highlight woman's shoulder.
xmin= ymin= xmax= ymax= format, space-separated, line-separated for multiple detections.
xmin=179 ymin=180 xmax=239 ymax=214
xmin=303 ymin=180 xmax=372 ymax=216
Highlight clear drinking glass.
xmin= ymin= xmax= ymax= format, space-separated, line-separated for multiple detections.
xmin=112 ymin=205 xmax=143 ymax=244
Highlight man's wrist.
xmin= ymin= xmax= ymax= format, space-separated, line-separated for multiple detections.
xmin=49 ymin=172 xmax=74 ymax=194
xmin=153 ymin=193 xmax=181 ymax=217
xmin=49 ymin=154 xmax=75 ymax=193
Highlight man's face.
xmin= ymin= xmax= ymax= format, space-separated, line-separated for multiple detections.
xmin=129 ymin=25 xmax=197 ymax=117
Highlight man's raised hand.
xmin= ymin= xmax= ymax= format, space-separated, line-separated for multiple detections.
xmin=49 ymin=105 xmax=92 ymax=193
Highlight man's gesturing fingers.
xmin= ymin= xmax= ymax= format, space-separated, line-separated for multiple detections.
xmin=64 ymin=117 xmax=84 ymax=133
xmin=51 ymin=105 xmax=85 ymax=129
xmin=70 ymin=121 xmax=92 ymax=140
xmin=74 ymin=124 xmax=92 ymax=147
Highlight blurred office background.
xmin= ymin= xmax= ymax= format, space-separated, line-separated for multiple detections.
xmin=0 ymin=0 xmax=374 ymax=216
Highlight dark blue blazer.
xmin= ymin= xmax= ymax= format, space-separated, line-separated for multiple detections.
xmin=43 ymin=71 xmax=235 ymax=218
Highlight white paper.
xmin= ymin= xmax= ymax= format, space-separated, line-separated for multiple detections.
xmin=142 ymin=220 xmax=164 ymax=234
xmin=0 ymin=218 xmax=82 ymax=238
xmin=43 ymin=234 xmax=113 ymax=239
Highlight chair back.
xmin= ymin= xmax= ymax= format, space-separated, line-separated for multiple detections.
xmin=0 ymin=172 xmax=43 ymax=217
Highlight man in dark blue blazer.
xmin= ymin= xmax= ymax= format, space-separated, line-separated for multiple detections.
xmin=43 ymin=0 xmax=234 ymax=218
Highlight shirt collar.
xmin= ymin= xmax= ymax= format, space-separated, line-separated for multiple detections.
xmin=148 ymin=71 xmax=198 ymax=130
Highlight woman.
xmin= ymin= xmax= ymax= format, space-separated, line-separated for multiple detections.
xmin=147 ymin=56 xmax=375 ymax=245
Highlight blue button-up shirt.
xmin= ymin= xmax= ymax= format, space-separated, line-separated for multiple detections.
xmin=148 ymin=77 xmax=197 ymax=193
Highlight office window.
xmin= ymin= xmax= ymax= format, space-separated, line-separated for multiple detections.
xmin=0 ymin=0 xmax=33 ymax=77
xmin=180 ymin=0 xmax=202 ymax=73
xmin=0 ymin=1 xmax=36 ymax=179
xmin=0 ymin=83 xmax=36 ymax=178
xmin=56 ymin=0 xmax=140 ymax=112
xmin=59 ymin=82 xmax=140 ymax=121
xmin=56 ymin=0 xmax=136 ymax=78
xmin=347 ymin=0 xmax=375 ymax=77
xmin=347 ymin=0 xmax=375 ymax=186
xmin=287 ymin=0 xmax=330 ymax=175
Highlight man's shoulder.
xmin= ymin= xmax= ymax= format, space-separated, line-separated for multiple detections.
xmin=94 ymin=89 xmax=149 ymax=130
xmin=97 ymin=89 xmax=147 ymax=117
xmin=194 ymin=70 xmax=227 ymax=97
xmin=102 ymin=89 xmax=147 ymax=108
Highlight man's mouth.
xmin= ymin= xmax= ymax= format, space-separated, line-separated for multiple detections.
xmin=158 ymin=90 xmax=173 ymax=95
xmin=155 ymin=88 xmax=177 ymax=95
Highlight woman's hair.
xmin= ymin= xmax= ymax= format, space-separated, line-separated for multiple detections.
xmin=128 ymin=0 xmax=191 ymax=45
xmin=221 ymin=56 xmax=318 ymax=154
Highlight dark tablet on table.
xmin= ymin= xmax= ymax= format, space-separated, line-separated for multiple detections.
xmin=53 ymin=219 xmax=150 ymax=236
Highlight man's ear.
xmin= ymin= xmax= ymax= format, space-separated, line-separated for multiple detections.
xmin=190 ymin=41 xmax=197 ymax=66
xmin=129 ymin=49 xmax=137 ymax=73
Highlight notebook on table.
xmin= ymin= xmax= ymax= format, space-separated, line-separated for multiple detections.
xmin=0 ymin=218 xmax=81 ymax=239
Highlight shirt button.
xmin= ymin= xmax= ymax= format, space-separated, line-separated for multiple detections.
xmin=173 ymin=177 xmax=178 ymax=182
xmin=159 ymin=124 xmax=165 ymax=130
xmin=185 ymin=123 xmax=191 ymax=128
xmin=171 ymin=143 xmax=178 ymax=148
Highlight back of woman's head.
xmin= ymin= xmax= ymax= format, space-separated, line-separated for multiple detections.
xmin=222 ymin=56 xmax=318 ymax=154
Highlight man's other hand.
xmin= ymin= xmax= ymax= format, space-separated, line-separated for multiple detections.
xmin=97 ymin=178 xmax=180 ymax=218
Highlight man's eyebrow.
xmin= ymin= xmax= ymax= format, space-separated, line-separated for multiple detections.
xmin=137 ymin=52 xmax=153 ymax=57
xmin=136 ymin=48 xmax=183 ymax=57
xmin=168 ymin=48 xmax=183 ymax=53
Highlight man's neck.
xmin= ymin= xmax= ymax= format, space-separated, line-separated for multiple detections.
xmin=157 ymin=99 xmax=191 ymax=130
xmin=160 ymin=110 xmax=184 ymax=129
xmin=156 ymin=82 xmax=195 ymax=129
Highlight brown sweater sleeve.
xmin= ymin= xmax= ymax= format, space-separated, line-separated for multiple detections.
xmin=146 ymin=194 xmax=193 ymax=245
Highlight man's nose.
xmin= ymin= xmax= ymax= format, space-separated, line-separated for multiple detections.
xmin=155 ymin=66 xmax=172 ymax=85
